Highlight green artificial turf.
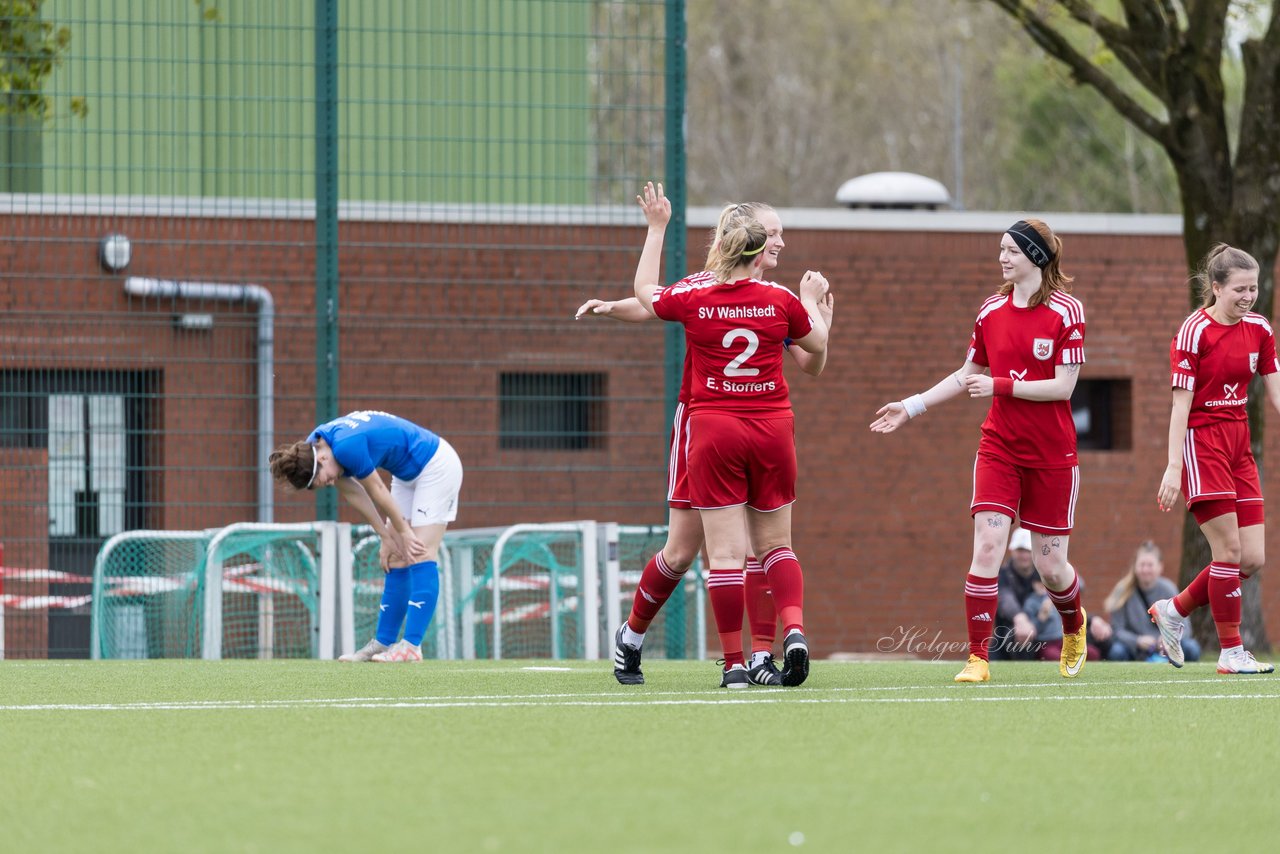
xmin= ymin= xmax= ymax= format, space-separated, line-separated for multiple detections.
xmin=2 ymin=659 xmax=1275 ymax=853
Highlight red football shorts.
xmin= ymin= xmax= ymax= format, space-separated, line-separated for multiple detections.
xmin=971 ymin=450 xmax=1078 ymax=535
xmin=1183 ymin=420 xmax=1264 ymax=525
xmin=687 ymin=411 xmax=796 ymax=511
xmin=667 ymin=402 xmax=692 ymax=509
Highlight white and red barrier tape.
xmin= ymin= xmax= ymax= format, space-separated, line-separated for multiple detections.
xmin=0 ymin=563 xmax=310 ymax=611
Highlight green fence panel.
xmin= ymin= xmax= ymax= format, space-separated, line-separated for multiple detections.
xmin=0 ymin=0 xmax=685 ymax=658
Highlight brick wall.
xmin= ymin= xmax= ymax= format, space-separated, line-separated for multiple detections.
xmin=2 ymin=210 xmax=1277 ymax=657
xmin=0 ymin=448 xmax=50 ymax=657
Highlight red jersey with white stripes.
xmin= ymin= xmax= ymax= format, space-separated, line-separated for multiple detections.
xmin=967 ymin=291 xmax=1086 ymax=468
xmin=673 ymin=272 xmax=797 ymax=405
xmin=1170 ymin=309 xmax=1278 ymax=429
xmin=674 ymin=271 xmax=718 ymax=405
xmin=653 ymin=275 xmax=813 ymax=416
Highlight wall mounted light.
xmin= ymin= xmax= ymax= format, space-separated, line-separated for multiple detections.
xmin=99 ymin=234 xmax=133 ymax=272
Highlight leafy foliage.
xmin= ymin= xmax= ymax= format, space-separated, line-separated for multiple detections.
xmin=0 ymin=0 xmax=83 ymax=119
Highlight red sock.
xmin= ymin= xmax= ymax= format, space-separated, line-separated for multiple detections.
xmin=1045 ymin=572 xmax=1084 ymax=634
xmin=964 ymin=573 xmax=998 ymax=660
xmin=627 ymin=550 xmax=685 ymax=633
xmin=761 ymin=547 xmax=804 ymax=635
xmin=1173 ymin=565 xmax=1211 ymax=617
xmin=744 ymin=556 xmax=777 ymax=653
xmin=1208 ymin=562 xmax=1242 ymax=648
xmin=707 ymin=568 xmax=745 ymax=668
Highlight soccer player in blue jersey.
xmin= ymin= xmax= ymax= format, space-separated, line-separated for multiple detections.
xmin=269 ymin=410 xmax=463 ymax=663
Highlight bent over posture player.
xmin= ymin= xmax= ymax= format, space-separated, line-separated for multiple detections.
xmin=269 ymin=410 xmax=463 ymax=663
xmin=871 ymin=219 xmax=1089 ymax=683
xmin=1150 ymin=244 xmax=1278 ymax=674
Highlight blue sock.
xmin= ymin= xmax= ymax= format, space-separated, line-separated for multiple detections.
xmin=375 ymin=567 xmax=411 ymax=645
xmin=402 ymin=561 xmax=441 ymax=646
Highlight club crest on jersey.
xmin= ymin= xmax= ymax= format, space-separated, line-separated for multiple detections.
xmin=1033 ymin=338 xmax=1053 ymax=361
xmin=1251 ymin=352 xmax=1259 ymax=373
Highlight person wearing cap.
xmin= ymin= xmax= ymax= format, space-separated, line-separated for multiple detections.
xmin=268 ymin=410 xmax=463 ymax=663
xmin=871 ymin=219 xmax=1088 ymax=683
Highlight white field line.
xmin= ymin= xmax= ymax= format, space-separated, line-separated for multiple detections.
xmin=3 ymin=693 xmax=1280 ymax=712
xmin=2 ymin=676 xmax=1278 ymax=712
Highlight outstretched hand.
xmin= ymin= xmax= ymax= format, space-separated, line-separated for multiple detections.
xmin=870 ymin=401 xmax=909 ymax=433
xmin=575 ymin=298 xmax=614 ymax=319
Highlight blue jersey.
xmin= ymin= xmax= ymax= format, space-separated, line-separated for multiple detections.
xmin=307 ymin=411 xmax=440 ymax=481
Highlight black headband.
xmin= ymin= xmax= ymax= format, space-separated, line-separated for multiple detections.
xmin=1007 ymin=220 xmax=1054 ymax=269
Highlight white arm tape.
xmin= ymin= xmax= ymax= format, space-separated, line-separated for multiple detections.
xmin=903 ymin=394 xmax=927 ymax=419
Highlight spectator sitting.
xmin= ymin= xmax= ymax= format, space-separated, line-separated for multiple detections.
xmin=1103 ymin=540 xmax=1202 ymax=663
xmin=989 ymin=528 xmax=1042 ymax=661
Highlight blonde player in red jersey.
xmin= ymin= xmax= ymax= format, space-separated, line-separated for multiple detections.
xmin=632 ymin=189 xmax=829 ymax=688
xmin=577 ymin=190 xmax=832 ymax=687
xmin=871 ymin=219 xmax=1089 ymax=683
xmin=1149 ymin=244 xmax=1278 ymax=674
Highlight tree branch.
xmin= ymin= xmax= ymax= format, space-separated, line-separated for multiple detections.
xmin=983 ymin=0 xmax=1171 ymax=146
xmin=1057 ymin=0 xmax=1165 ymax=97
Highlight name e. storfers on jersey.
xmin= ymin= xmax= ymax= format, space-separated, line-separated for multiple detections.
xmin=707 ymin=378 xmax=778 ymax=392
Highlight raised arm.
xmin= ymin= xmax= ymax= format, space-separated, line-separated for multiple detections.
xmin=632 ymin=181 xmax=672 ymax=314
xmin=1157 ymin=389 xmax=1194 ymax=512
xmin=869 ymin=361 xmax=986 ymax=434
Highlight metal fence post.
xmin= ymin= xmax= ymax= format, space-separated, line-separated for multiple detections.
xmin=314 ymin=0 xmax=340 ymax=522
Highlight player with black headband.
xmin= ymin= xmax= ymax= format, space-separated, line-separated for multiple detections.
xmin=871 ymin=219 xmax=1088 ymax=683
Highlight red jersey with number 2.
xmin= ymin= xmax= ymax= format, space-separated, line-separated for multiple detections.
xmin=652 ymin=275 xmax=813 ymax=417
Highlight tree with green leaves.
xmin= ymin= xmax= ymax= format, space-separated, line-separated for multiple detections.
xmin=0 ymin=0 xmax=82 ymax=119
xmin=984 ymin=0 xmax=1280 ymax=648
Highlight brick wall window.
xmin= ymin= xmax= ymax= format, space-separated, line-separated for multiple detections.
xmin=499 ymin=372 xmax=606 ymax=450
xmin=1071 ymin=378 xmax=1132 ymax=451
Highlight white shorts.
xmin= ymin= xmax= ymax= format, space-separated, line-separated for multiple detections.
xmin=391 ymin=438 xmax=463 ymax=527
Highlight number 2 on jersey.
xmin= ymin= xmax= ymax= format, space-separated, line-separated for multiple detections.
xmin=722 ymin=328 xmax=760 ymax=377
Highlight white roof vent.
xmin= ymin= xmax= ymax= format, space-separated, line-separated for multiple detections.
xmin=835 ymin=171 xmax=952 ymax=210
